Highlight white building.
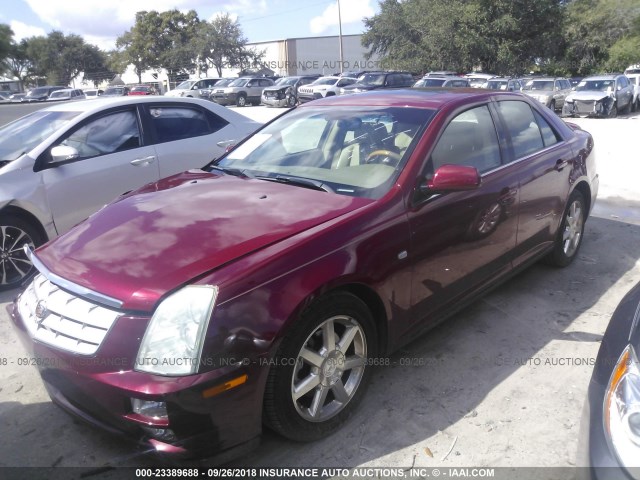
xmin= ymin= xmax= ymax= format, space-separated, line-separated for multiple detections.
xmin=246 ymin=34 xmax=381 ymax=77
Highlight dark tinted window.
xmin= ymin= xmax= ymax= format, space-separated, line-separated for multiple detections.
xmin=618 ymin=76 xmax=629 ymax=88
xmin=431 ymin=105 xmax=501 ymax=174
xmin=532 ymin=111 xmax=561 ymax=148
xmin=497 ymin=101 xmax=544 ymax=159
xmin=60 ymin=110 xmax=141 ymax=160
xmin=149 ymin=106 xmax=226 ymax=143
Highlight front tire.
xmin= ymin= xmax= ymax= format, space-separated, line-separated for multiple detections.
xmin=0 ymin=215 xmax=43 ymax=291
xmin=549 ymin=100 xmax=556 ymax=112
xmin=236 ymin=94 xmax=247 ymax=107
xmin=545 ymin=190 xmax=586 ymax=267
xmin=263 ymin=292 xmax=377 ymax=442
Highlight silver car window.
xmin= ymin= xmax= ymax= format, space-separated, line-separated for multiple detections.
xmin=59 ymin=110 xmax=141 ymax=160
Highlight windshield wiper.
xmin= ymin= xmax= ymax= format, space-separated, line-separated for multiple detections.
xmin=209 ymin=165 xmax=254 ymax=179
xmin=256 ymin=175 xmax=334 ymax=193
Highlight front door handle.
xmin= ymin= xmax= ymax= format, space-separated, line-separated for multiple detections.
xmin=130 ymin=156 xmax=156 ymax=167
xmin=555 ymin=159 xmax=569 ymax=171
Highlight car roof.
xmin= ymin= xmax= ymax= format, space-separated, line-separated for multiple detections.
xmin=35 ymin=95 xmax=218 ymax=113
xmin=300 ymin=88 xmax=516 ymax=109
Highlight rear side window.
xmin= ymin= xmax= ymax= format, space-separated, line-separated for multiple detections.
xmin=532 ymin=111 xmax=561 ymax=148
xmin=149 ymin=107 xmax=227 ymax=143
xmin=430 ymin=105 xmax=501 ymax=174
xmin=496 ymin=101 xmax=544 ymax=160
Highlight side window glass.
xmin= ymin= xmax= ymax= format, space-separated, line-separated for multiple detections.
xmin=430 ymin=105 xmax=501 ymax=174
xmin=497 ymin=101 xmax=544 ymax=159
xmin=149 ymin=107 xmax=219 ymax=143
xmin=532 ymin=110 xmax=561 ymax=148
xmin=59 ymin=110 xmax=140 ymax=160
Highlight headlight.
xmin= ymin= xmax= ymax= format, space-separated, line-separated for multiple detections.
xmin=136 ymin=285 xmax=218 ymax=376
xmin=605 ymin=345 xmax=640 ymax=475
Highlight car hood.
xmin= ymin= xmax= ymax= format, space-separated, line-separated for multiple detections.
xmin=35 ymin=170 xmax=371 ymax=312
xmin=567 ymin=91 xmax=610 ymax=102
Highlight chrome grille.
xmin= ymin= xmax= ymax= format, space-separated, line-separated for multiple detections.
xmin=18 ymin=274 xmax=121 ymax=355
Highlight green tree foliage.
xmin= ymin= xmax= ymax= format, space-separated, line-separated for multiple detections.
xmin=0 ymin=24 xmax=12 ymax=67
xmin=25 ymin=31 xmax=112 ymax=85
xmin=563 ymin=0 xmax=640 ymax=74
xmin=117 ymin=9 xmax=200 ymax=84
xmin=193 ymin=13 xmax=262 ymax=77
xmin=2 ymin=39 xmax=33 ymax=89
xmin=363 ymin=0 xmax=565 ymax=75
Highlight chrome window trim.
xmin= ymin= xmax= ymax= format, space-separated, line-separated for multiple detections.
xmin=25 ymin=246 xmax=123 ymax=310
xmin=479 ymin=140 xmax=568 ymax=178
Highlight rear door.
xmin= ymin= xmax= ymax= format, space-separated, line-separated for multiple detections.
xmin=41 ymin=106 xmax=160 ymax=234
xmin=141 ymin=102 xmax=236 ymax=177
xmin=493 ymin=99 xmax=573 ymax=267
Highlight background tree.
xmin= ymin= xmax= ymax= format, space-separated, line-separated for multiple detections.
xmin=116 ymin=11 xmax=164 ymax=84
xmin=25 ymin=31 xmax=111 ymax=85
xmin=0 ymin=24 xmax=12 ymax=68
xmin=193 ymin=13 xmax=261 ymax=77
xmin=363 ymin=0 xmax=565 ymax=75
xmin=2 ymin=39 xmax=34 ymax=90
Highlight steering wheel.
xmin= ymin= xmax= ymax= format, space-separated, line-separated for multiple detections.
xmin=365 ymin=149 xmax=402 ymax=166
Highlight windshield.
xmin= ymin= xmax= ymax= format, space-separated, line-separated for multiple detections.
xmin=358 ymin=74 xmax=386 ymax=86
xmin=279 ymin=78 xmax=299 ymax=86
xmin=576 ymin=79 xmax=615 ymax=92
xmin=486 ymin=80 xmax=508 ymax=90
xmin=415 ymin=79 xmax=446 ymax=87
xmin=0 ymin=110 xmax=80 ymax=161
xmin=229 ymin=78 xmax=249 ymax=87
xmin=131 ymin=86 xmax=148 ymax=92
xmin=28 ymin=87 xmax=50 ymax=96
xmin=176 ymin=80 xmax=195 ymax=90
xmin=48 ymin=91 xmax=69 ymax=98
xmin=468 ymin=78 xmax=488 ymax=87
xmin=214 ymin=106 xmax=435 ymax=199
xmin=523 ymin=80 xmax=555 ymax=91
xmin=312 ymin=78 xmax=338 ymax=86
xmin=215 ymin=79 xmax=234 ymax=88
xmin=103 ymin=87 xmax=124 ymax=95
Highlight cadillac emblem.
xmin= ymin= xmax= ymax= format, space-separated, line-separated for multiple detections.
xmin=35 ymin=300 xmax=49 ymax=321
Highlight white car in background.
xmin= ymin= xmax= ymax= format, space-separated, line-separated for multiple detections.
xmin=297 ymin=76 xmax=357 ymax=103
xmin=46 ymin=89 xmax=86 ymax=102
xmin=0 ymin=96 xmax=259 ymax=290
xmin=164 ymin=78 xmax=221 ymax=98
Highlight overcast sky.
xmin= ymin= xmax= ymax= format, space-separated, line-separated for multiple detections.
xmin=2 ymin=0 xmax=379 ymax=49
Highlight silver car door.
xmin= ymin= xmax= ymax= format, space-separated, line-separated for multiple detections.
xmin=42 ymin=107 xmax=160 ymax=234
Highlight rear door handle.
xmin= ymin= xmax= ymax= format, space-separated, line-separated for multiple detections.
xmin=555 ymin=159 xmax=569 ymax=171
xmin=130 ymin=156 xmax=155 ymax=167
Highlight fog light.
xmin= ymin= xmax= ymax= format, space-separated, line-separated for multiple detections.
xmin=141 ymin=426 xmax=177 ymax=442
xmin=132 ymin=398 xmax=168 ymax=421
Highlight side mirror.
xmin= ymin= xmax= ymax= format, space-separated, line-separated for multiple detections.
xmin=420 ymin=164 xmax=481 ymax=194
xmin=50 ymin=145 xmax=79 ymax=163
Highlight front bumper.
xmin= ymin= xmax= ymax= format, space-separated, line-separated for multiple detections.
xmin=7 ymin=299 xmax=265 ymax=461
xmin=562 ymin=99 xmax=613 ymax=118
xmin=298 ymin=92 xmax=322 ymax=104
xmin=212 ymin=93 xmax=236 ymax=106
xmin=261 ymin=95 xmax=288 ymax=107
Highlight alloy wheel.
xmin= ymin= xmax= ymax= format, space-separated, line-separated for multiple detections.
xmin=291 ymin=315 xmax=367 ymax=422
xmin=0 ymin=225 xmax=35 ymax=288
xmin=562 ymin=199 xmax=583 ymax=257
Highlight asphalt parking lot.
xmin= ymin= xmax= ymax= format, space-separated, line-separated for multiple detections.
xmin=0 ymin=103 xmax=639 ymax=475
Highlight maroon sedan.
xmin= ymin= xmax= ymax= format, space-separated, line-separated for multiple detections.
xmin=128 ymin=85 xmax=156 ymax=95
xmin=9 ymin=89 xmax=598 ymax=461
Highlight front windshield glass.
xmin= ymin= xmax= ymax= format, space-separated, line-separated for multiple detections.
xmin=468 ymin=78 xmax=488 ymax=87
xmin=229 ymin=78 xmax=249 ymax=87
xmin=486 ymin=80 xmax=508 ymax=90
xmin=103 ymin=87 xmax=124 ymax=96
xmin=415 ymin=79 xmax=446 ymax=87
xmin=28 ymin=87 xmax=49 ymax=96
xmin=215 ymin=79 xmax=233 ymax=87
xmin=524 ymin=80 xmax=555 ymax=91
xmin=358 ymin=74 xmax=386 ymax=86
xmin=312 ymin=78 xmax=338 ymax=86
xmin=279 ymin=78 xmax=299 ymax=86
xmin=176 ymin=80 xmax=195 ymax=90
xmin=576 ymin=79 xmax=615 ymax=92
xmin=0 ymin=110 xmax=79 ymax=161
xmin=214 ymin=106 xmax=435 ymax=199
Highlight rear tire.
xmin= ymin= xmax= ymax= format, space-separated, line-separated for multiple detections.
xmin=0 ymin=215 xmax=44 ymax=291
xmin=263 ymin=292 xmax=377 ymax=442
xmin=545 ymin=190 xmax=586 ymax=267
